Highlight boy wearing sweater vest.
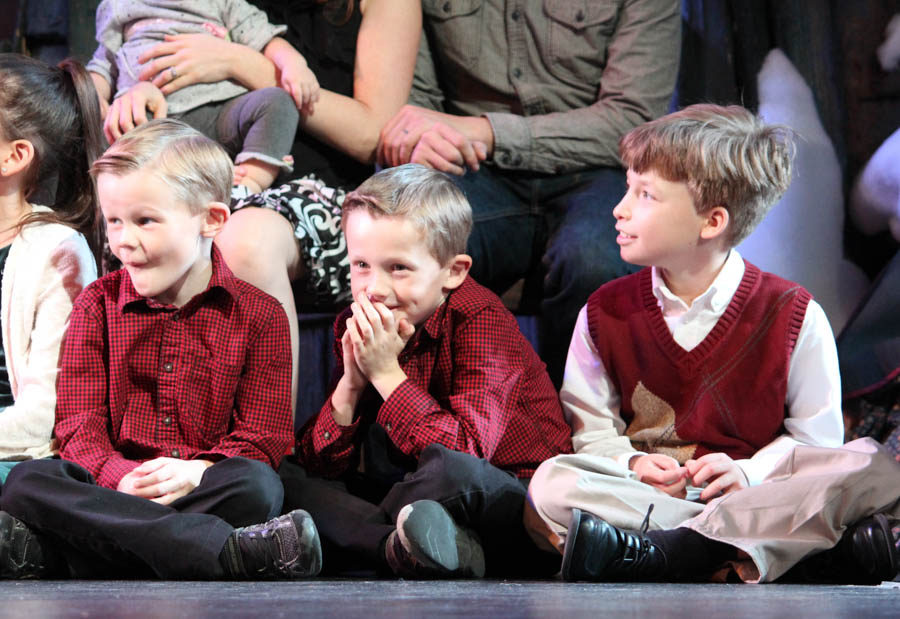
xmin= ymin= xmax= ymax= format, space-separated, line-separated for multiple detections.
xmin=525 ymin=104 xmax=900 ymax=584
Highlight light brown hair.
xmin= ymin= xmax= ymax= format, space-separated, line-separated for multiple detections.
xmin=341 ymin=164 xmax=472 ymax=265
xmin=91 ymin=119 xmax=233 ymax=214
xmin=619 ymin=103 xmax=795 ymax=246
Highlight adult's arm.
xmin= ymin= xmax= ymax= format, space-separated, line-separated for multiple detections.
xmin=380 ymin=0 xmax=681 ymax=175
xmin=298 ymin=0 xmax=421 ymax=163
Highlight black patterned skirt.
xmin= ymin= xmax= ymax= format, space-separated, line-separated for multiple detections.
xmin=231 ymin=175 xmax=350 ymax=309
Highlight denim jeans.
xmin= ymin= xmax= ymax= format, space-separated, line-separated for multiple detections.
xmin=454 ymin=165 xmax=638 ymax=385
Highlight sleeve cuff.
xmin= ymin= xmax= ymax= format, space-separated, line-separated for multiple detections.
xmin=376 ymin=379 xmax=435 ymax=452
xmin=96 ymin=455 xmax=140 ymax=490
xmin=484 ymin=112 xmax=533 ymax=170
xmin=312 ymin=402 xmax=359 ymax=452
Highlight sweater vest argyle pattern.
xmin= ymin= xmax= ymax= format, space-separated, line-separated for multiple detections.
xmin=586 ymin=262 xmax=812 ymax=463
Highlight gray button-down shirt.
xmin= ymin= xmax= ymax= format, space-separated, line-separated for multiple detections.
xmin=411 ymin=0 xmax=681 ymax=174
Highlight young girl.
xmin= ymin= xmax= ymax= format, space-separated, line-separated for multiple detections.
xmin=0 ymin=54 xmax=102 ymax=483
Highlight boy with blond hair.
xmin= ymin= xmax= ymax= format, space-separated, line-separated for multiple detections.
xmin=0 ymin=119 xmax=321 ymax=580
xmin=525 ymin=104 xmax=900 ymax=584
xmin=281 ymin=163 xmax=572 ymax=578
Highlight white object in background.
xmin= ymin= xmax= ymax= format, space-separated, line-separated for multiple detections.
xmin=738 ymin=49 xmax=869 ymax=334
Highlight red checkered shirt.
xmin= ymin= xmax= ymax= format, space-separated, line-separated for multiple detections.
xmin=55 ymin=246 xmax=293 ymax=489
xmin=297 ymin=277 xmax=572 ymax=478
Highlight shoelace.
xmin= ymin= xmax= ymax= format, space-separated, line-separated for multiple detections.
xmin=614 ymin=504 xmax=660 ymax=575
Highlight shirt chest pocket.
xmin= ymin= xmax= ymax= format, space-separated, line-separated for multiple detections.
xmin=423 ymin=0 xmax=484 ymax=70
xmin=184 ymin=353 xmax=243 ymax=446
xmin=543 ymin=0 xmax=619 ymax=85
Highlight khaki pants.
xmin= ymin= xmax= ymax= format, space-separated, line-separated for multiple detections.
xmin=526 ymin=438 xmax=900 ymax=582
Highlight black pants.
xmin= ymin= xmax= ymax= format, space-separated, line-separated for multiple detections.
xmin=0 ymin=457 xmax=283 ymax=579
xmin=281 ymin=444 xmax=560 ymax=577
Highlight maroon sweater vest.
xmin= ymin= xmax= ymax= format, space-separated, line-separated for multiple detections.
xmin=586 ymin=262 xmax=812 ymax=463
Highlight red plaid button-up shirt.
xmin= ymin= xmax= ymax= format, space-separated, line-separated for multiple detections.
xmin=297 ymin=277 xmax=572 ymax=479
xmin=55 ymin=246 xmax=293 ymax=489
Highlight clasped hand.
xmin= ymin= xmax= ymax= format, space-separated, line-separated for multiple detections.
xmin=117 ymin=457 xmax=213 ymax=505
xmin=343 ymin=293 xmax=414 ymax=388
xmin=632 ymin=452 xmax=748 ymax=502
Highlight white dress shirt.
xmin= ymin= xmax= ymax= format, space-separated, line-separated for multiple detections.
xmin=560 ymin=250 xmax=844 ymax=485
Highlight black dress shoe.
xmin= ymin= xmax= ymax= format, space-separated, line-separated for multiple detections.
xmin=220 ymin=509 xmax=322 ymax=579
xmin=0 ymin=511 xmax=64 ymax=579
xmin=561 ymin=507 xmax=667 ymax=582
xmin=841 ymin=513 xmax=899 ymax=584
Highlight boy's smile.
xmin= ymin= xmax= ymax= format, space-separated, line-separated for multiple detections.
xmin=344 ymin=210 xmax=456 ymax=327
xmin=97 ymin=169 xmax=215 ymax=307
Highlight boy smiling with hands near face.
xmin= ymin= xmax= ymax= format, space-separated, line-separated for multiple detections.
xmin=284 ymin=164 xmax=571 ymax=579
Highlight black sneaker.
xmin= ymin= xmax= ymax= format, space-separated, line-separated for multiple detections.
xmin=384 ymin=500 xmax=485 ymax=579
xmin=0 ymin=511 xmax=63 ymax=579
xmin=221 ymin=509 xmax=322 ymax=579
xmin=561 ymin=507 xmax=667 ymax=582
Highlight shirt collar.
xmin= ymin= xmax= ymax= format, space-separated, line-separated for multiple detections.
xmin=651 ymin=250 xmax=745 ymax=315
xmin=117 ymin=244 xmax=240 ymax=312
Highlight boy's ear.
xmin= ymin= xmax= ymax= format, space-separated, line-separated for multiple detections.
xmin=200 ymin=201 xmax=230 ymax=238
xmin=443 ymin=254 xmax=472 ymax=291
xmin=0 ymin=139 xmax=35 ymax=177
xmin=700 ymin=206 xmax=730 ymax=241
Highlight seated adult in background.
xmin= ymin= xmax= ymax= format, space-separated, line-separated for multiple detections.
xmin=377 ymin=0 xmax=682 ymax=385
xmin=107 ymin=0 xmax=422 ymax=409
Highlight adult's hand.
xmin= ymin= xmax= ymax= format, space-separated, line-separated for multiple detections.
xmin=104 ymin=81 xmax=167 ymax=143
xmin=378 ymin=105 xmax=485 ymax=174
xmin=138 ymin=33 xmax=249 ymax=95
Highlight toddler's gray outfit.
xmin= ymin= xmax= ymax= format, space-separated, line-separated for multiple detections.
xmin=88 ymin=0 xmax=298 ymax=171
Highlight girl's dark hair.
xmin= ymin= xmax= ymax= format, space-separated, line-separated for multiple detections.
xmin=0 ymin=54 xmax=105 ymax=266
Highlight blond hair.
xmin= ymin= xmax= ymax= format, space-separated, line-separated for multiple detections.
xmin=91 ymin=118 xmax=232 ymax=213
xmin=619 ymin=104 xmax=795 ymax=246
xmin=341 ymin=164 xmax=472 ymax=264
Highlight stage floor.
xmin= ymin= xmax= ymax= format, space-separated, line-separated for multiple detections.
xmin=1 ymin=580 xmax=898 ymax=618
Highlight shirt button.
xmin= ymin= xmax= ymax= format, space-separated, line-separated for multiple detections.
xmin=162 ymin=416 xmax=172 ymax=425
xmin=512 ymin=67 xmax=522 ymax=79
xmin=385 ymin=423 xmax=392 ymax=432
xmin=323 ymin=431 xmax=331 ymax=440
xmin=442 ymin=1 xmax=450 ymax=12
xmin=162 ymin=362 xmax=174 ymax=373
xmin=575 ymin=10 xmax=585 ymax=22
xmin=511 ymin=9 xmax=520 ymax=20
xmin=171 ymin=448 xmax=180 ymax=458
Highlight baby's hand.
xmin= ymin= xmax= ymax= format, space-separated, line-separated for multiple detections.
xmin=201 ymin=21 xmax=229 ymax=40
xmin=685 ymin=452 xmax=748 ymax=502
xmin=279 ymin=54 xmax=320 ymax=116
xmin=232 ymin=163 xmax=248 ymax=186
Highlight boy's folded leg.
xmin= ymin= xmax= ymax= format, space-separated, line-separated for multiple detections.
xmin=220 ymin=508 xmax=322 ymax=580
xmin=0 ymin=511 xmax=65 ymax=579
xmin=383 ymin=500 xmax=485 ymax=579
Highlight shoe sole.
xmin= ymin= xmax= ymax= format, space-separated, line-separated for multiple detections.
xmin=397 ymin=501 xmax=485 ymax=578
xmin=857 ymin=513 xmax=899 ymax=582
xmin=560 ymin=508 xmax=583 ymax=581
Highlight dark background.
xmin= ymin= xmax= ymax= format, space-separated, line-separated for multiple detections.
xmin=3 ymin=0 xmax=899 ymax=277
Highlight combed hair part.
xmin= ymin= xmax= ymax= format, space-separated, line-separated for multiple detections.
xmin=341 ymin=164 xmax=472 ymax=264
xmin=91 ymin=118 xmax=233 ymax=212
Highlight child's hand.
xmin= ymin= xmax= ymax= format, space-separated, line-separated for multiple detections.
xmin=278 ymin=54 xmax=320 ymax=116
xmin=201 ymin=21 xmax=229 ymax=40
xmin=233 ymin=163 xmax=248 ymax=186
xmin=631 ymin=453 xmax=688 ymax=498
xmin=685 ymin=453 xmax=748 ymax=502
xmin=347 ymin=293 xmax=415 ymax=395
xmin=117 ymin=458 xmax=213 ymax=504
xmin=340 ymin=322 xmax=368 ymax=392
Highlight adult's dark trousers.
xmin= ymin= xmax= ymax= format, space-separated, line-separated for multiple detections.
xmin=281 ymin=444 xmax=560 ymax=577
xmin=455 ymin=165 xmax=637 ymax=387
xmin=0 ymin=457 xmax=283 ymax=579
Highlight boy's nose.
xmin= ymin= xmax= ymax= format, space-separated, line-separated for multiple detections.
xmin=365 ymin=272 xmax=390 ymax=301
xmin=612 ymin=196 xmax=629 ymax=220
